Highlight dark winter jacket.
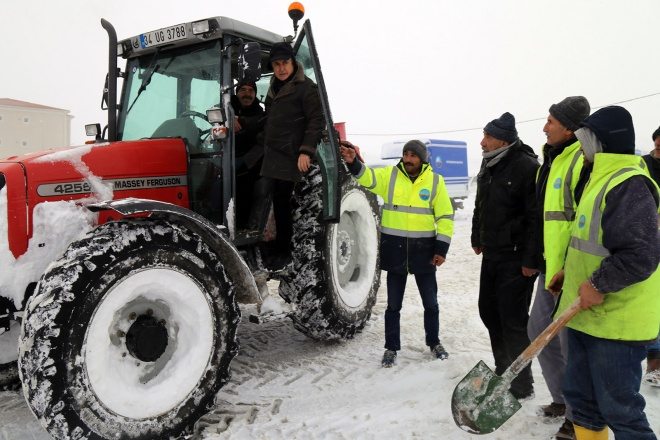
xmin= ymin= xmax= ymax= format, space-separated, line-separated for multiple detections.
xmin=260 ymin=62 xmax=324 ymax=182
xmin=471 ymin=140 xmax=540 ymax=267
xmin=643 ymin=152 xmax=660 ymax=186
xmin=230 ymin=95 xmax=265 ymax=170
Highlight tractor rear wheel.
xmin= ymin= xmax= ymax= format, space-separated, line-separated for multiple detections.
xmin=280 ymin=166 xmax=381 ymax=340
xmin=19 ymin=219 xmax=239 ymax=440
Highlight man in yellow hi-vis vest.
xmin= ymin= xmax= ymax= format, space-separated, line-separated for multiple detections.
xmin=527 ymin=96 xmax=590 ymax=439
xmin=552 ymin=106 xmax=659 ymax=440
xmin=340 ymin=140 xmax=454 ymax=368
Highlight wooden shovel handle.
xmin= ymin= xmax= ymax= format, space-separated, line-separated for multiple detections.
xmin=505 ymin=297 xmax=581 ymax=379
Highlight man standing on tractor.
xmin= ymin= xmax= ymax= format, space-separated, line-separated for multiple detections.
xmin=260 ymin=41 xmax=324 ymax=268
xmin=339 ymin=139 xmax=454 ymax=368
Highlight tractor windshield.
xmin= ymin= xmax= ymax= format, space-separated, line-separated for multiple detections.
xmin=117 ymin=39 xmax=221 ymax=151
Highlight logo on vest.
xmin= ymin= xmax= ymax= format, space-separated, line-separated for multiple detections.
xmin=419 ymin=188 xmax=431 ymax=201
xmin=553 ymin=177 xmax=562 ymax=189
xmin=578 ymin=214 xmax=586 ymax=228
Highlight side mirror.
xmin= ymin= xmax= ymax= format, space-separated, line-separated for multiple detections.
xmin=206 ymin=107 xmax=226 ymax=124
xmin=238 ymin=42 xmax=262 ymax=83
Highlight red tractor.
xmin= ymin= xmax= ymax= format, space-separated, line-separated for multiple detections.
xmin=0 ymin=5 xmax=380 ymax=439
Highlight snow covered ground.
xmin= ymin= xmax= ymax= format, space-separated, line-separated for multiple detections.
xmin=1 ymin=192 xmax=658 ymax=439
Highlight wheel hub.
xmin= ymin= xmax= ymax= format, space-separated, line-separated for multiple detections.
xmin=125 ymin=315 xmax=168 ymax=362
xmin=336 ymin=213 xmax=359 ymax=287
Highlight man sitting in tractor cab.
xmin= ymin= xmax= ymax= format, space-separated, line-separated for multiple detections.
xmin=231 ymin=80 xmax=268 ymax=231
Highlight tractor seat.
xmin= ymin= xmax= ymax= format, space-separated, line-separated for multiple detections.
xmin=151 ymin=117 xmax=201 ymax=153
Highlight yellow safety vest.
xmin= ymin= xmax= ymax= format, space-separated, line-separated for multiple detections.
xmin=555 ymin=153 xmax=660 ymax=340
xmin=542 ymin=140 xmax=584 ymax=287
xmin=356 ymin=162 xmax=454 ymax=245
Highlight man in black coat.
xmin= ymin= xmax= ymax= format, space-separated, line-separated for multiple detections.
xmin=260 ymin=42 xmax=324 ymax=265
xmin=471 ymin=112 xmax=540 ymax=400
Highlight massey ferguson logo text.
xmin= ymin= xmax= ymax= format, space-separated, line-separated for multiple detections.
xmin=37 ymin=176 xmax=188 ymax=197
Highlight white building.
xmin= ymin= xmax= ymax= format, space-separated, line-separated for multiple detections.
xmin=0 ymin=98 xmax=71 ymax=159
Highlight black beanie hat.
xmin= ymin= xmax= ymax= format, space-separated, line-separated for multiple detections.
xmin=236 ymin=80 xmax=257 ymax=93
xmin=549 ymin=96 xmax=590 ymax=131
xmin=581 ymin=106 xmax=635 ymax=155
xmin=402 ymin=139 xmax=429 ymax=161
xmin=269 ymin=42 xmax=295 ymax=64
xmin=652 ymin=126 xmax=660 ymax=141
xmin=484 ymin=112 xmax=518 ymax=143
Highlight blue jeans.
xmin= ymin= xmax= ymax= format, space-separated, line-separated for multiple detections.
xmin=528 ymin=274 xmax=572 ymax=418
xmin=563 ymin=328 xmax=656 ymax=439
xmin=384 ymin=271 xmax=439 ymax=351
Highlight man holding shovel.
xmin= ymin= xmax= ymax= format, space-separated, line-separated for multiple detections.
xmin=552 ymin=106 xmax=660 ymax=440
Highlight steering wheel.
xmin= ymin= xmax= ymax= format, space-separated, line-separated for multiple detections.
xmin=179 ymin=110 xmax=212 ymax=143
xmin=179 ymin=110 xmax=209 ymax=122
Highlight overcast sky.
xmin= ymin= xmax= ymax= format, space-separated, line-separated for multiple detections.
xmin=2 ymin=0 xmax=659 ymax=174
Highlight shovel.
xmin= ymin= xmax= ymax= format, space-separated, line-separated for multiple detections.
xmin=451 ymin=297 xmax=581 ymax=434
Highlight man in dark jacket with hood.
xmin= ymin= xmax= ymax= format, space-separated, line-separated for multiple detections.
xmin=552 ymin=106 xmax=659 ymax=440
xmin=471 ymin=112 xmax=540 ymax=400
xmin=260 ymin=42 xmax=324 ymax=266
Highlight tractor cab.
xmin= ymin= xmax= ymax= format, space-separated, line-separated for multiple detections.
xmin=103 ymin=11 xmax=341 ymax=239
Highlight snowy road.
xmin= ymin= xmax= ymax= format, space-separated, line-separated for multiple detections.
xmin=1 ymin=197 xmax=658 ymax=439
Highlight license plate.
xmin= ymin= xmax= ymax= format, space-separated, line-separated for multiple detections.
xmin=138 ymin=24 xmax=188 ymax=49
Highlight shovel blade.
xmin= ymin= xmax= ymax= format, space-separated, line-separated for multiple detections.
xmin=451 ymin=360 xmax=521 ymax=434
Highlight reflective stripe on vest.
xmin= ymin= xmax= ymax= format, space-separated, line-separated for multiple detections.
xmin=381 ymin=166 xmax=441 ymax=236
xmin=544 ymin=148 xmax=582 ymax=222
xmin=556 ymin=154 xmax=660 ymax=340
xmin=356 ymin=162 xmax=454 ymax=245
xmin=568 ymin=167 xmax=635 ymax=257
xmin=542 ymin=141 xmax=584 ymax=286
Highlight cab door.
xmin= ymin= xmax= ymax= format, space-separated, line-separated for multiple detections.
xmin=293 ymin=20 xmax=340 ymax=222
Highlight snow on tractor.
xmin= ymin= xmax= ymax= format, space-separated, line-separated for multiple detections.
xmin=0 ymin=5 xmax=381 ymax=439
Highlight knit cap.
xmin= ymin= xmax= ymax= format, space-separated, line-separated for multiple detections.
xmin=269 ymin=42 xmax=295 ymax=64
xmin=484 ymin=112 xmax=518 ymax=143
xmin=549 ymin=96 xmax=590 ymax=131
xmin=581 ymin=106 xmax=635 ymax=155
xmin=652 ymin=126 xmax=660 ymax=141
xmin=402 ymin=140 xmax=429 ymax=161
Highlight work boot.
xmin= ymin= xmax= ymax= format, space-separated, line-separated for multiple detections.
xmin=510 ymin=387 xmax=535 ymax=401
xmin=643 ymin=369 xmax=660 ymax=387
xmin=573 ymin=424 xmax=607 ymax=440
xmin=555 ymin=418 xmax=575 ymax=439
xmin=430 ymin=342 xmax=449 ymax=360
xmin=541 ymin=402 xmax=566 ymax=418
xmin=643 ymin=358 xmax=660 ymax=387
xmin=381 ymin=350 xmax=397 ymax=368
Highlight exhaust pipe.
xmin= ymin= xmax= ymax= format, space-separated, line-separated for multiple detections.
xmin=101 ymin=19 xmax=118 ymax=142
